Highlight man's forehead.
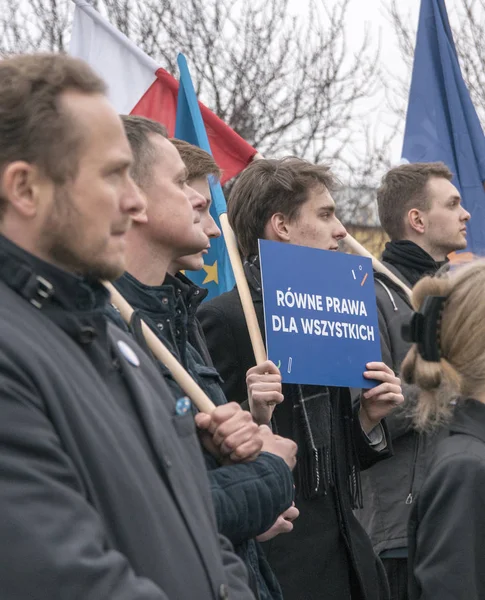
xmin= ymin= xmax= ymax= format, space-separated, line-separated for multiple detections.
xmin=61 ymin=90 xmax=117 ymax=129
xmin=150 ymin=134 xmax=185 ymax=172
xmin=310 ymin=186 xmax=336 ymax=207
xmin=60 ymin=90 xmax=132 ymax=160
xmin=427 ymin=176 xmax=461 ymax=203
xmin=188 ymin=176 xmax=211 ymax=203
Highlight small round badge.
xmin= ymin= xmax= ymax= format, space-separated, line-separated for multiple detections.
xmin=175 ymin=397 xmax=192 ymax=415
xmin=117 ymin=340 xmax=140 ymax=367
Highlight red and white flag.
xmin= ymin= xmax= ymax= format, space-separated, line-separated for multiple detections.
xmin=69 ymin=0 xmax=257 ymax=183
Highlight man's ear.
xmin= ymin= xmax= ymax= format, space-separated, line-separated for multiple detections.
xmin=265 ymin=212 xmax=291 ymax=243
xmin=407 ymin=208 xmax=426 ymax=235
xmin=1 ymin=161 xmax=44 ymax=218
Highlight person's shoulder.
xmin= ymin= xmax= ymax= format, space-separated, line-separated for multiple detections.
xmin=198 ymin=288 xmax=241 ymax=319
xmin=374 ymin=271 xmax=412 ymax=312
xmin=424 ymin=433 xmax=485 ymax=498
xmin=435 ymin=432 xmax=485 ymax=466
xmin=0 ymin=282 xmax=54 ymax=343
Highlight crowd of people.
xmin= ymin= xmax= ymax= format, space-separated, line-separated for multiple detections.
xmin=0 ymin=52 xmax=481 ymax=600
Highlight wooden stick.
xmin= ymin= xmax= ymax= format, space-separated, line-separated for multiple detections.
xmin=342 ymin=234 xmax=413 ymax=298
xmin=104 ymin=281 xmax=216 ymax=414
xmin=219 ymin=213 xmax=267 ymax=364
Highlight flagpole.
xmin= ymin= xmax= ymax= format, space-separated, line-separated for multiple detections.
xmin=218 ymin=215 xmax=268 ymax=364
xmin=104 ymin=282 xmax=216 ymax=414
xmin=175 ymin=54 xmax=268 ymax=366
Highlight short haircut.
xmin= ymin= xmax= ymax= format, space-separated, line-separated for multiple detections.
xmin=228 ymin=157 xmax=337 ymax=257
xmin=170 ymin=138 xmax=221 ymax=182
xmin=377 ymin=162 xmax=453 ymax=240
xmin=120 ymin=115 xmax=168 ymax=187
xmin=0 ymin=53 xmax=106 ymax=218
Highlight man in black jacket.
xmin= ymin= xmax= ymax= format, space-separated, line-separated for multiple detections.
xmin=199 ymin=157 xmax=404 ymax=600
xmin=112 ymin=117 xmax=298 ymax=599
xmin=0 ymin=53 xmax=254 ymax=599
xmin=354 ymin=162 xmax=471 ymax=600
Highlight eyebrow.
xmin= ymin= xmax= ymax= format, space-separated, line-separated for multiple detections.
xmin=448 ymin=195 xmax=461 ymax=203
xmin=173 ymin=167 xmax=188 ymax=181
xmin=317 ymin=204 xmax=335 ymax=213
xmin=105 ymin=157 xmax=132 ymax=173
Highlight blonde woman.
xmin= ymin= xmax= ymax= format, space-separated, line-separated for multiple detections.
xmin=401 ymin=259 xmax=485 ymax=600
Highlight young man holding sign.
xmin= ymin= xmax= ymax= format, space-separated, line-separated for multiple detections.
xmin=199 ymin=158 xmax=403 ymax=600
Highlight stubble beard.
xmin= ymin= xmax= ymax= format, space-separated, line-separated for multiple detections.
xmin=40 ymin=186 xmax=125 ymax=282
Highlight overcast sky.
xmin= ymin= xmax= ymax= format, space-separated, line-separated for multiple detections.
xmin=291 ymin=0 xmax=475 ymax=167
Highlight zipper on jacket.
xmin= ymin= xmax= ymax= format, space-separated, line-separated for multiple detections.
xmin=406 ymin=434 xmax=420 ymax=504
xmin=376 ymin=279 xmax=398 ymax=312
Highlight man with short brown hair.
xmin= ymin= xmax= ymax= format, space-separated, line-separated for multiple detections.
xmin=199 ymin=156 xmax=403 ymax=600
xmin=0 ymin=53 xmax=254 ymax=599
xmin=355 ymin=161 xmax=471 ymax=600
xmin=377 ymin=162 xmax=468 ymax=260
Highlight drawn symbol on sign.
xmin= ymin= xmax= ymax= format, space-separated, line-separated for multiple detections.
xmin=276 ymin=359 xmax=282 ymax=369
xmin=359 ymin=265 xmax=363 ymax=271
xmin=287 ymin=357 xmax=293 ymax=373
xmin=361 ymin=272 xmax=368 ymax=286
xmin=352 ymin=269 xmax=356 ymax=280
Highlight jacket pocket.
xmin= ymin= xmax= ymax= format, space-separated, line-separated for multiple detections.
xmin=171 ymin=411 xmax=197 ymax=438
xmin=191 ymin=362 xmax=227 ymax=407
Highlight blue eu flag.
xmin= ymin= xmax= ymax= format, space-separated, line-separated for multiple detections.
xmin=174 ymin=54 xmax=235 ymax=299
xmin=402 ymin=0 xmax=485 ymax=254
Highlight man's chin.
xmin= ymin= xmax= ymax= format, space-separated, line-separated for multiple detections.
xmin=181 ymin=259 xmax=204 ymax=272
xmin=84 ymin=259 xmax=126 ymax=282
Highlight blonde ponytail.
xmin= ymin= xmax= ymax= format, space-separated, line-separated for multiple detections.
xmin=401 ymin=265 xmax=477 ymax=431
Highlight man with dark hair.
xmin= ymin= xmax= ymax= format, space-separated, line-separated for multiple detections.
xmin=199 ymin=157 xmax=404 ymax=600
xmin=353 ymin=161 xmax=471 ymax=600
xmin=0 ymin=53 xmax=255 ymax=599
xmin=114 ymin=119 xmax=298 ymax=600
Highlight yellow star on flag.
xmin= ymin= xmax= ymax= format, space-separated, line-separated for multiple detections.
xmin=202 ymin=260 xmax=218 ymax=285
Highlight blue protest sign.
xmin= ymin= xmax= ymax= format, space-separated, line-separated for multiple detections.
xmin=259 ymin=239 xmax=381 ymax=388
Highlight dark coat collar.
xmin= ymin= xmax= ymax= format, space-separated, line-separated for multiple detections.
xmin=0 ymin=234 xmax=109 ymax=312
xmin=172 ymin=272 xmax=208 ymax=312
xmin=115 ymin=271 xmax=207 ymax=318
xmin=115 ymin=271 xmax=173 ymax=314
xmin=243 ymin=255 xmax=263 ymax=302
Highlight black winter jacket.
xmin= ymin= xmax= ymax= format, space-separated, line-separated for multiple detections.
xmin=354 ymin=262 xmax=439 ymax=555
xmin=409 ymin=399 xmax=485 ymax=600
xmin=0 ymin=235 xmax=253 ymax=600
xmin=199 ymin=270 xmax=392 ymax=600
xmin=112 ymin=271 xmax=294 ymax=600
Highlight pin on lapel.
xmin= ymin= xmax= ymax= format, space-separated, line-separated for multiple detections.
xmin=117 ymin=340 xmax=140 ymax=367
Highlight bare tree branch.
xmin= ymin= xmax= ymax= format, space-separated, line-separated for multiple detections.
xmin=0 ymin=0 xmax=397 ymax=246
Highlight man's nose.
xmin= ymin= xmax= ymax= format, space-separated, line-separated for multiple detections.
xmin=123 ymin=176 xmax=146 ymax=215
xmin=187 ymin=184 xmax=206 ymax=211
